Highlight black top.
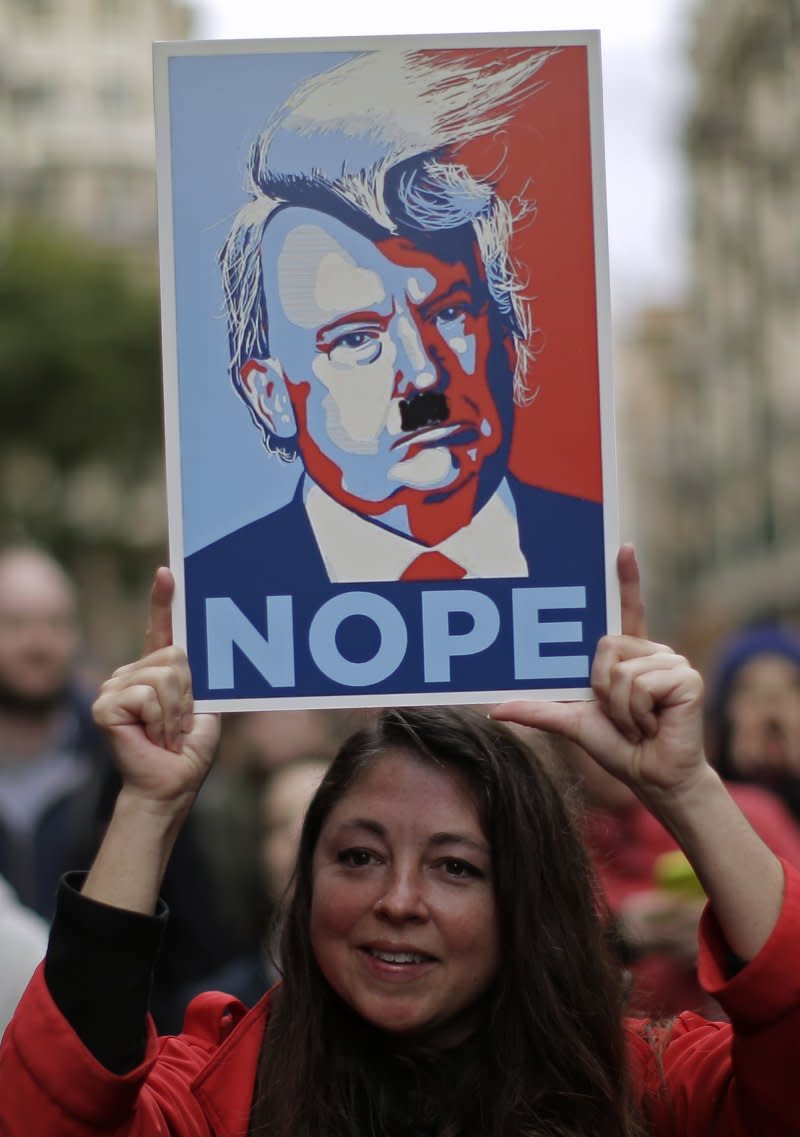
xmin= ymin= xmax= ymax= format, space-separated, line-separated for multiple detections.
xmin=45 ymin=874 xmax=167 ymax=1074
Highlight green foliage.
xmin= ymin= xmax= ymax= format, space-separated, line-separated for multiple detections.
xmin=0 ymin=225 xmax=169 ymax=663
xmin=0 ymin=224 xmax=163 ymax=472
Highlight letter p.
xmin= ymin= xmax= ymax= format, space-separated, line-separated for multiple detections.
xmin=421 ymin=589 xmax=500 ymax=683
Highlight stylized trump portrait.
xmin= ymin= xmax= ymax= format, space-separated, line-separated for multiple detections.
xmin=155 ymin=33 xmax=618 ymax=708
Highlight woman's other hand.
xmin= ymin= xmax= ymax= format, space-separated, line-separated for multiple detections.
xmin=92 ymin=568 xmax=220 ymax=810
xmin=492 ymin=545 xmax=707 ymax=808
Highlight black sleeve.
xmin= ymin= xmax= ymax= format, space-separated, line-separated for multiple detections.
xmin=44 ymin=872 xmax=168 ymax=1074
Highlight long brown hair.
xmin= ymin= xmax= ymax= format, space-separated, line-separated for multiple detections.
xmin=250 ymin=706 xmax=640 ymax=1137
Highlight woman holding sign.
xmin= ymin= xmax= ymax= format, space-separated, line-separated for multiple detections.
xmin=1 ymin=547 xmax=796 ymax=1137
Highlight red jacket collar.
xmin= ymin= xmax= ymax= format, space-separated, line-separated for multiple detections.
xmin=190 ymin=991 xmax=273 ymax=1137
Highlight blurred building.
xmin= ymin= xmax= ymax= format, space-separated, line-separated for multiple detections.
xmin=0 ymin=0 xmax=193 ymax=251
xmin=0 ymin=0 xmax=196 ymax=671
xmin=616 ymin=304 xmax=702 ymax=639
xmin=619 ymin=0 xmax=800 ymax=663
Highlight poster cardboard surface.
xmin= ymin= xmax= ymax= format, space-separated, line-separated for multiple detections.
xmin=153 ymin=31 xmax=620 ymax=710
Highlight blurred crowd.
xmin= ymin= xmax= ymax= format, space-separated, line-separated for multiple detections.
xmin=3 ymin=539 xmax=800 ymax=1033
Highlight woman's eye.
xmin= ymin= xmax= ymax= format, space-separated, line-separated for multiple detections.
xmin=338 ymin=848 xmax=377 ymax=868
xmin=440 ymin=858 xmax=481 ymax=879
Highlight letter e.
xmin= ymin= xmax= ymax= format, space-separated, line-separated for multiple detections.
xmin=512 ymin=587 xmax=588 ymax=681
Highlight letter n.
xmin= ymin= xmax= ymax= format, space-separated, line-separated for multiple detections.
xmin=205 ymin=596 xmax=295 ymax=689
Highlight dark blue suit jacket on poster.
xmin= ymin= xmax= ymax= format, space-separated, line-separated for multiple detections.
xmin=184 ymin=479 xmax=606 ymax=701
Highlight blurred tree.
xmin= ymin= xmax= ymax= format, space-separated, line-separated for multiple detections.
xmin=0 ymin=225 xmax=168 ymax=669
xmin=0 ymin=225 xmax=162 ymax=473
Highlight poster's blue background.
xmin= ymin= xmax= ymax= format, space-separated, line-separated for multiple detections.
xmin=168 ymin=51 xmax=354 ymax=555
xmin=164 ymin=45 xmax=611 ymax=703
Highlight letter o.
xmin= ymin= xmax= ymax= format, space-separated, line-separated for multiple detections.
xmin=309 ymin=592 xmax=408 ymax=687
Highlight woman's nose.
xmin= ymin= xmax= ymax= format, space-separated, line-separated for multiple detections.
xmin=373 ymin=869 xmax=429 ymax=922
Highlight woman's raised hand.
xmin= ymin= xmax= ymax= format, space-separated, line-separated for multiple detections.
xmin=495 ymin=545 xmax=786 ymax=962
xmin=92 ymin=567 xmax=220 ymax=810
xmin=492 ymin=545 xmax=707 ymax=807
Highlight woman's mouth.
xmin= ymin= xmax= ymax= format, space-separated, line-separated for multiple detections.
xmin=365 ymin=948 xmax=434 ymax=964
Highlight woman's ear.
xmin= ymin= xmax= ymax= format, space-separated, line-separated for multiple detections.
xmin=239 ymin=358 xmax=297 ymax=439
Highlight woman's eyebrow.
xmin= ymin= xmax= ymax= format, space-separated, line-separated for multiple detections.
xmin=428 ymin=832 xmax=490 ymax=856
xmin=331 ymin=818 xmax=387 ymax=839
xmin=328 ymin=820 xmax=489 ymax=856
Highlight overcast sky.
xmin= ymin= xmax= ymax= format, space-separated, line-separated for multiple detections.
xmin=190 ymin=0 xmax=696 ymax=320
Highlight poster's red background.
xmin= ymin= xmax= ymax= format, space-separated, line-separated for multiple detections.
xmin=455 ymin=47 xmax=603 ymax=504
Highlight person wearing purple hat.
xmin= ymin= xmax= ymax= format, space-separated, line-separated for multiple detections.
xmin=707 ymin=624 xmax=800 ymax=821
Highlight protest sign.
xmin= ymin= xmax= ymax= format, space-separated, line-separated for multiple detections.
xmin=153 ymin=32 xmax=618 ymax=709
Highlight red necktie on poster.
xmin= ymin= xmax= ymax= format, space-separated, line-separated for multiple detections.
xmin=400 ymin=551 xmax=467 ymax=581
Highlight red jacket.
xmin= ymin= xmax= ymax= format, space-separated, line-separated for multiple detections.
xmin=2 ymin=863 xmax=800 ymax=1137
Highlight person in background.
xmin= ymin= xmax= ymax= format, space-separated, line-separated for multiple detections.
xmin=0 ymin=545 xmax=106 ymax=918
xmin=0 ymin=872 xmax=48 ymax=1033
xmin=0 ymin=543 xmax=240 ymax=1032
xmin=707 ymin=624 xmax=800 ymax=821
xmin=260 ymin=756 xmax=331 ymax=905
xmin=3 ymin=547 xmax=800 ymax=1137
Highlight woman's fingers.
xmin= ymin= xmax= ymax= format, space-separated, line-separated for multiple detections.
xmin=617 ymin=544 xmax=648 ymax=640
xmin=106 ymin=645 xmax=190 ymax=687
xmin=97 ymin=683 xmax=174 ymax=750
xmin=143 ymin=567 xmax=175 ymax=656
xmin=490 ymin=698 xmax=583 ymax=740
xmin=592 ymin=636 xmax=671 ymax=693
xmin=593 ymin=640 xmax=702 ymax=742
xmin=94 ymin=647 xmax=193 ymax=753
xmin=604 ymin=655 xmax=671 ymax=742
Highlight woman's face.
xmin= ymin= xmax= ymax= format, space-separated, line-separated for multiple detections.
xmin=310 ymin=749 xmax=498 ymax=1044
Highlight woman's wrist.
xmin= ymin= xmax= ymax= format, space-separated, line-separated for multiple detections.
xmin=636 ymin=763 xmax=783 ymax=960
xmin=114 ymin=783 xmax=199 ymax=831
xmin=636 ymin=762 xmax=722 ymax=835
xmin=81 ymin=787 xmax=195 ymax=915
